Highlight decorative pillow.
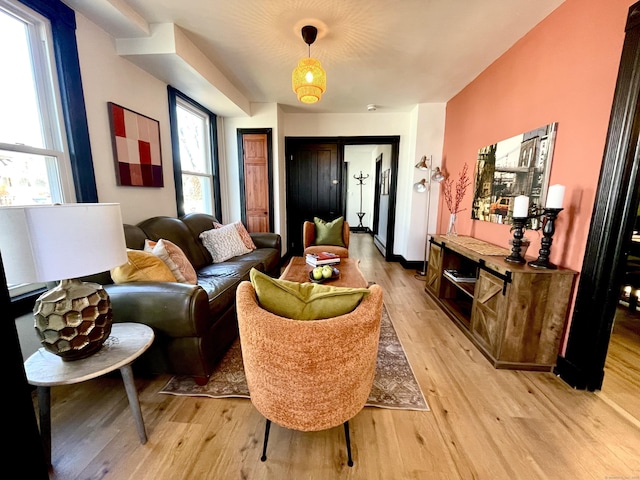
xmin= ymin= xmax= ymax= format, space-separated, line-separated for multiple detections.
xmin=144 ymin=239 xmax=197 ymax=285
xmin=249 ymin=268 xmax=370 ymax=320
xmin=213 ymin=221 xmax=256 ymax=250
xmin=200 ymin=223 xmax=252 ymax=263
xmin=110 ymin=249 xmax=177 ymax=284
xmin=314 ymin=216 xmax=345 ymax=247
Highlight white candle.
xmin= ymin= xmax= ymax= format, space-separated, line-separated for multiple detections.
xmin=513 ymin=195 xmax=529 ymax=217
xmin=546 ymin=184 xmax=566 ymax=209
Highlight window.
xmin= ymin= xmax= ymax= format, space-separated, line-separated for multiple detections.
xmin=1 ymin=0 xmax=95 ymax=301
xmin=168 ymin=86 xmax=221 ymax=218
xmin=0 ymin=1 xmax=73 ymax=206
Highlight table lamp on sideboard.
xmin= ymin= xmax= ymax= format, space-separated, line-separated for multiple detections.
xmin=0 ymin=203 xmax=127 ymax=361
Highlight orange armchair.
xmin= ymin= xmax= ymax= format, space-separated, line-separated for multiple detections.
xmin=235 ymin=281 xmax=383 ymax=466
xmin=303 ymin=220 xmax=350 ymax=258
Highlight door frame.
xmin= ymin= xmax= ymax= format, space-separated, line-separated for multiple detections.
xmin=237 ymin=128 xmax=274 ymax=231
xmin=285 ymin=135 xmax=400 ymax=261
xmin=341 ymin=137 xmax=400 ymax=262
xmin=555 ymin=1 xmax=640 ymax=391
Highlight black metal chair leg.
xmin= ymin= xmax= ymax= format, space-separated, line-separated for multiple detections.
xmin=261 ymin=419 xmax=271 ymax=462
xmin=344 ymin=421 xmax=354 ymax=467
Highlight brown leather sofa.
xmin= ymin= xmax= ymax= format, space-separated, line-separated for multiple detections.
xmin=98 ymin=213 xmax=281 ymax=384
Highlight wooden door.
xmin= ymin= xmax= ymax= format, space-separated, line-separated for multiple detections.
xmin=286 ymin=140 xmax=341 ymax=255
xmin=239 ymin=131 xmax=272 ymax=232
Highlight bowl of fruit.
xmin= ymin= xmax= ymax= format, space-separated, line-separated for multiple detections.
xmin=309 ymin=265 xmax=340 ymax=283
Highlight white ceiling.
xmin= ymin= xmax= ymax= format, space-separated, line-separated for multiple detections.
xmin=63 ymin=0 xmax=565 ymax=116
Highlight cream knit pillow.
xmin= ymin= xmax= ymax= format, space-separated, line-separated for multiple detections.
xmin=200 ymin=223 xmax=252 ymax=263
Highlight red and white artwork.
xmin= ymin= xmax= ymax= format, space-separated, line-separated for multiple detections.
xmin=108 ymin=102 xmax=163 ymax=187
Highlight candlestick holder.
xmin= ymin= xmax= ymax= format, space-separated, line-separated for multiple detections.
xmin=528 ymin=208 xmax=563 ymax=269
xmin=505 ymin=216 xmax=528 ymax=264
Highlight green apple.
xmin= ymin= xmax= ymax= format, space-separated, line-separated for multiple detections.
xmin=312 ymin=267 xmax=323 ymax=280
xmin=322 ymin=265 xmax=334 ymax=278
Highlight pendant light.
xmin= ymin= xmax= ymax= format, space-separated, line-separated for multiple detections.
xmin=292 ymin=25 xmax=326 ymax=104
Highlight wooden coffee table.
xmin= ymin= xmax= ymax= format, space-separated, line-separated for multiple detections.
xmin=280 ymin=256 xmax=368 ymax=288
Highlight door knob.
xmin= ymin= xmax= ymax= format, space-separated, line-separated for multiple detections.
xmin=332 ymin=179 xmax=339 ymax=185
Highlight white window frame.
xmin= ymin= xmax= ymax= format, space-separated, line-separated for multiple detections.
xmin=0 ymin=0 xmax=76 ymax=204
xmin=176 ymin=96 xmax=214 ymax=215
xmin=168 ymin=86 xmax=221 ymax=218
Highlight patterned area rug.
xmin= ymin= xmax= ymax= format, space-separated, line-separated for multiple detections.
xmin=160 ymin=305 xmax=429 ymax=411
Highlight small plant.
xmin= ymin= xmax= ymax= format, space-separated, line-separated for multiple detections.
xmin=442 ymin=163 xmax=472 ymax=214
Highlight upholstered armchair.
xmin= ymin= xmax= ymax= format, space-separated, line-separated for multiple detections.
xmin=303 ymin=219 xmax=350 ymax=258
xmin=235 ymin=281 xmax=383 ymax=466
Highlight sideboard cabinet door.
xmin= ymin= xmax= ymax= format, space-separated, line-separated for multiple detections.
xmin=425 ymin=242 xmax=442 ymax=297
xmin=471 ymin=269 xmax=508 ymax=358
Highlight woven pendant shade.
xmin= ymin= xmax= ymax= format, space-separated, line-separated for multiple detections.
xmin=292 ymin=57 xmax=326 ymax=104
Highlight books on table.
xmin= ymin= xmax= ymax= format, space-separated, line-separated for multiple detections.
xmin=306 ymin=252 xmax=341 ymax=266
xmin=443 ymin=269 xmax=477 ymax=283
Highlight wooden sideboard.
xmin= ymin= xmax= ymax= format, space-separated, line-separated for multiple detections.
xmin=425 ymin=235 xmax=577 ymax=371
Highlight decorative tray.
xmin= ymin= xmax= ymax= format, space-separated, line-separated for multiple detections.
xmin=309 ymin=267 xmax=340 ymax=283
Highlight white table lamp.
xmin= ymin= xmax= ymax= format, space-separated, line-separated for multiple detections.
xmin=0 ymin=204 xmax=127 ymax=360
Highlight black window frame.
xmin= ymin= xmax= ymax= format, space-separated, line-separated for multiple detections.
xmin=167 ymin=85 xmax=222 ymax=218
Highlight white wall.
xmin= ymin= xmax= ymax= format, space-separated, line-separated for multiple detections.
xmin=75 ymin=14 xmax=177 ymax=225
xmin=344 ymin=150 xmax=374 ymax=229
xmin=407 ymin=103 xmax=447 ymax=262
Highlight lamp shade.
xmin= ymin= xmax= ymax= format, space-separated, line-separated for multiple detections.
xmin=0 ymin=203 xmax=127 ymax=285
xmin=431 ymin=167 xmax=446 ymax=183
xmin=292 ymin=57 xmax=326 ymax=104
xmin=414 ymin=179 xmax=427 ymax=192
xmin=415 ymin=156 xmax=430 ymax=170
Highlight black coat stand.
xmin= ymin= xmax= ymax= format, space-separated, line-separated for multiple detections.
xmin=353 ymin=171 xmax=369 ymax=228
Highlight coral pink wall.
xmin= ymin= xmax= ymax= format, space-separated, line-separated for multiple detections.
xmin=440 ymin=0 xmax=633 ymax=349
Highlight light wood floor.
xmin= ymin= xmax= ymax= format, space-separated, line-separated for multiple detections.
xmin=601 ymin=306 xmax=640 ymax=421
xmin=39 ymin=233 xmax=640 ymax=479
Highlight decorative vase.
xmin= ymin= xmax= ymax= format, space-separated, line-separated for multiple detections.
xmin=33 ymin=278 xmax=113 ymax=361
xmin=447 ymin=213 xmax=457 ymax=236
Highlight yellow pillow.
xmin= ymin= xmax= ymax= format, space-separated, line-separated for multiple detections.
xmin=111 ymin=249 xmax=177 ymax=283
xmin=249 ymin=268 xmax=370 ymax=320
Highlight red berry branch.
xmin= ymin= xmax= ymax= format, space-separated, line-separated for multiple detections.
xmin=442 ymin=163 xmax=472 ymax=214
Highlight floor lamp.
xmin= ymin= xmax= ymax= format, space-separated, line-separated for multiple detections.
xmin=414 ymin=156 xmax=446 ymax=276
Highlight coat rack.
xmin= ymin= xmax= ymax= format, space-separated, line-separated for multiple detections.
xmin=353 ymin=171 xmax=369 ymax=228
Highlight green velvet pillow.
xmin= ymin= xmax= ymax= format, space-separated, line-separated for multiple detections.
xmin=249 ymin=268 xmax=370 ymax=320
xmin=314 ymin=216 xmax=345 ymax=247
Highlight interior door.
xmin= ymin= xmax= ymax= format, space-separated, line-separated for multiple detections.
xmin=238 ymin=130 xmax=272 ymax=232
xmin=372 ymin=154 xmax=382 ymax=235
xmin=374 ymin=154 xmax=390 ymax=256
xmin=286 ymin=140 xmax=341 ymax=255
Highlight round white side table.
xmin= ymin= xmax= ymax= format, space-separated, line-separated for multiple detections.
xmin=24 ymin=322 xmax=154 ymax=466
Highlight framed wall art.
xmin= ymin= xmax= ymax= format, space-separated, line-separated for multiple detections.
xmin=471 ymin=122 xmax=557 ymax=228
xmin=108 ymin=102 xmax=163 ymax=187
